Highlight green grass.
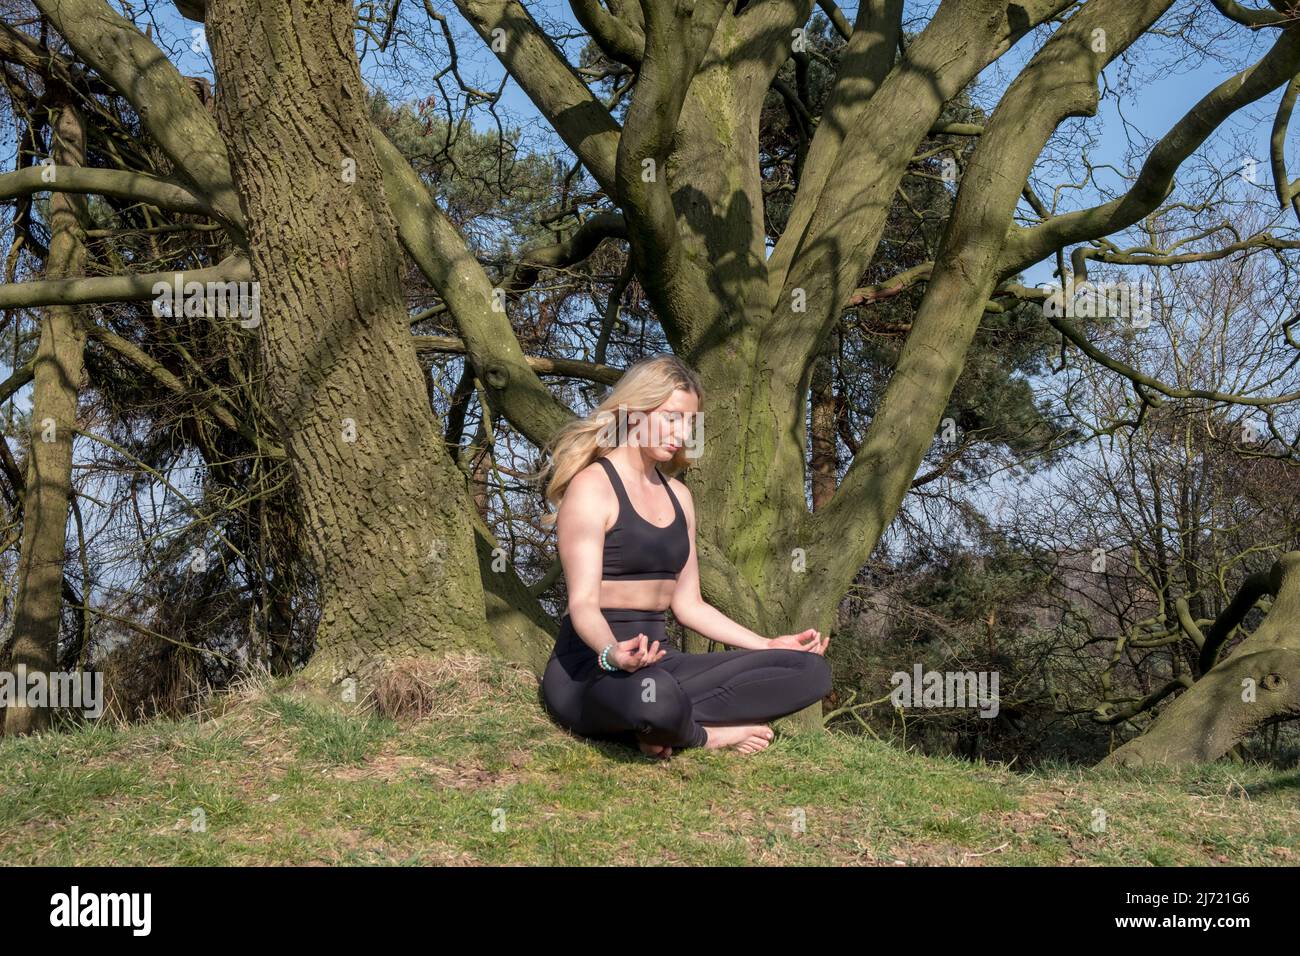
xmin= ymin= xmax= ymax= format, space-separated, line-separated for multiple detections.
xmin=1 ymin=653 xmax=1297 ymax=865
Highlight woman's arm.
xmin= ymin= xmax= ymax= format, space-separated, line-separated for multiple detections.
xmin=667 ymin=478 xmax=772 ymax=650
xmin=556 ymin=467 xmax=626 ymax=656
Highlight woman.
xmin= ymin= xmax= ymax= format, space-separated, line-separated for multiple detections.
xmin=534 ymin=354 xmax=832 ymax=757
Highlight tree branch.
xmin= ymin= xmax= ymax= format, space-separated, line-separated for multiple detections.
xmin=448 ymin=0 xmax=622 ymax=195
xmin=373 ymin=130 xmax=575 ymax=449
xmin=1271 ymin=71 xmax=1300 ymax=223
xmin=0 ymin=257 xmax=250 ymax=309
xmin=798 ymin=0 xmax=1175 ymax=622
xmin=0 ymin=164 xmax=215 ymax=218
xmin=31 ymin=0 xmax=246 ymax=238
xmin=85 ymin=322 xmax=285 ymax=458
xmin=767 ymin=0 xmax=1074 ymax=375
xmin=411 ymin=335 xmax=622 ymax=385
xmin=994 ymin=281 xmax=1300 ymax=409
xmin=613 ymin=0 xmax=730 ymax=343
xmin=999 ymin=27 xmax=1300 ymax=279
xmin=1209 ymin=0 xmax=1290 ymax=28
xmin=1198 ymin=566 xmax=1279 ymax=674
xmin=570 ymin=0 xmax=643 ymax=67
xmin=502 ymin=210 xmax=626 ymax=296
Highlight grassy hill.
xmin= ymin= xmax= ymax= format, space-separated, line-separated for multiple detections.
xmin=1 ymin=651 xmax=1297 ymax=865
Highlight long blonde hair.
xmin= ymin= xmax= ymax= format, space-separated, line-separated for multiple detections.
xmin=533 ymin=354 xmax=703 ymax=529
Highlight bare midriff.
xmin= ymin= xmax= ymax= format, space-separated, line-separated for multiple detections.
xmin=598 ymin=578 xmax=676 ymax=613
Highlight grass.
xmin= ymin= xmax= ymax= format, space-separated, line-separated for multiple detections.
xmin=1 ymin=650 xmax=1298 ymax=865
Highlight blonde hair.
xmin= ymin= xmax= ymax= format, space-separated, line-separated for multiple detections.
xmin=532 ymin=354 xmax=703 ymax=529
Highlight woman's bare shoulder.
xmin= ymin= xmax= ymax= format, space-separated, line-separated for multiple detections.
xmin=568 ymin=459 xmax=612 ymax=492
xmin=662 ymin=471 xmax=694 ymax=510
xmin=558 ymin=461 xmax=616 ymax=520
xmin=662 ymin=470 xmax=691 ymax=491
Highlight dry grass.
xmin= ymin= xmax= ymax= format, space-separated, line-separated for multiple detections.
xmin=369 ymin=651 xmax=531 ymax=722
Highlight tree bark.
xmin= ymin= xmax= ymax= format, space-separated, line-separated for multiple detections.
xmin=4 ymin=101 xmax=87 ymax=736
xmin=204 ymin=0 xmax=491 ymax=687
xmin=810 ymin=332 xmax=838 ymax=512
xmin=1102 ymin=553 xmax=1300 ymax=767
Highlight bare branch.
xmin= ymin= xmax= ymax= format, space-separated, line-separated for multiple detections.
xmin=86 ymin=323 xmax=285 ymax=458
xmin=0 ymin=165 xmax=216 ymax=219
xmin=998 ymin=281 xmax=1300 ymax=409
xmin=32 ymin=0 xmax=246 ymax=237
xmin=1000 ymin=28 xmax=1300 ymax=279
xmin=411 ymin=335 xmax=622 ymax=385
xmin=448 ymin=0 xmax=622 ymax=194
xmin=0 ymin=257 xmax=250 ymax=310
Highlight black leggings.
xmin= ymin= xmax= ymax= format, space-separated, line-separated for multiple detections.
xmin=541 ymin=608 xmax=833 ymax=750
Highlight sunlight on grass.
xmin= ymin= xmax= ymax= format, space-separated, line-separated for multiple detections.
xmin=1 ymin=653 xmax=1297 ymax=865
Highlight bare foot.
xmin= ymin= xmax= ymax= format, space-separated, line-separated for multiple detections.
xmin=702 ymin=724 xmax=774 ymax=754
xmin=637 ymin=740 xmax=673 ymax=759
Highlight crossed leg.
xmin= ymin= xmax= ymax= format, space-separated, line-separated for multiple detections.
xmin=660 ymin=647 xmax=833 ymax=727
xmin=576 ymin=647 xmax=832 ymax=752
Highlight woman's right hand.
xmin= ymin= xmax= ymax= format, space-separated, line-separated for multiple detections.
xmin=611 ymin=633 xmax=666 ymax=671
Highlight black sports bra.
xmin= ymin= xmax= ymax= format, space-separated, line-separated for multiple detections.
xmin=595 ymin=456 xmax=689 ymax=581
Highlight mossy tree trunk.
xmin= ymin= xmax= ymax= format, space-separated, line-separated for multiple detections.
xmin=26 ymin=0 xmax=567 ymax=682
xmin=1102 ymin=553 xmax=1300 ymax=767
xmin=4 ymin=99 xmax=87 ymax=736
xmin=203 ymin=0 xmax=490 ymax=687
xmin=600 ymin=0 xmax=1175 ymax=730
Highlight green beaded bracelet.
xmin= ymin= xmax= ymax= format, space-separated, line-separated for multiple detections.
xmin=598 ymin=643 xmax=618 ymax=671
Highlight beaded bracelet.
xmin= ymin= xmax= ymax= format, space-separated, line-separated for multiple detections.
xmin=598 ymin=643 xmax=619 ymax=671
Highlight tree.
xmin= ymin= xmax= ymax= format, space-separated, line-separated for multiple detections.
xmin=4 ymin=0 xmax=1300 ymax=757
xmin=4 ymin=97 xmax=86 ymax=735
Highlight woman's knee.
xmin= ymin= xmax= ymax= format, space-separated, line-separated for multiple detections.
xmin=806 ymin=653 xmax=833 ymax=699
xmin=773 ymin=649 xmax=832 ymax=701
xmin=542 ymin=676 xmax=584 ymax=730
xmin=625 ymin=668 xmax=693 ymax=731
xmin=584 ymin=667 xmax=688 ymax=727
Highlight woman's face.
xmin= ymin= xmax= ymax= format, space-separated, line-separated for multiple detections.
xmin=628 ymin=388 xmax=700 ymax=460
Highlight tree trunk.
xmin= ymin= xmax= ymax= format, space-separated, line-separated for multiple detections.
xmin=810 ymin=332 xmax=838 ymax=512
xmin=1102 ymin=553 xmax=1300 ymax=768
xmin=4 ymin=101 xmax=87 ymax=736
xmin=204 ymin=0 xmax=490 ymax=688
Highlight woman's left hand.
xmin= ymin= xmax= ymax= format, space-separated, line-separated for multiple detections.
xmin=768 ymin=629 xmax=828 ymax=654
